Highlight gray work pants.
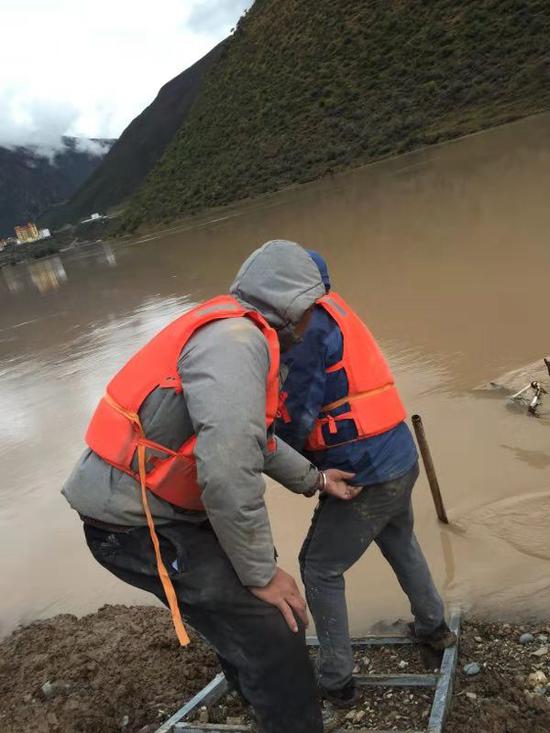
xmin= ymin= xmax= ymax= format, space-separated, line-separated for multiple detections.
xmin=299 ymin=462 xmax=445 ymax=691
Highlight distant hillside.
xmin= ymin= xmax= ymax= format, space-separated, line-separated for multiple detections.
xmin=120 ymin=0 xmax=550 ymax=231
xmin=0 ymin=138 xmax=113 ymax=237
xmin=41 ymin=41 xmax=226 ymax=230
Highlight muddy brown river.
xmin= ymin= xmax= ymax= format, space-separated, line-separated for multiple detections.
xmin=2 ymin=114 xmax=550 ymax=639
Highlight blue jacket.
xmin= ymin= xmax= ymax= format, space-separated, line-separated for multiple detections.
xmin=277 ymin=304 xmax=418 ymax=486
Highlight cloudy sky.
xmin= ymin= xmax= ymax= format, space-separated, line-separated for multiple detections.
xmin=0 ymin=0 xmax=251 ymax=153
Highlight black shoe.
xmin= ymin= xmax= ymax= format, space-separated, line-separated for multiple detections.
xmin=410 ymin=621 xmax=457 ymax=651
xmin=320 ymin=680 xmax=361 ymax=709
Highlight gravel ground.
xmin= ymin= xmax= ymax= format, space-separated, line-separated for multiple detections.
xmin=2 ymin=606 xmax=550 ymax=732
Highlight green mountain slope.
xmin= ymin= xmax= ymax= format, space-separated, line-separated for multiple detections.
xmin=121 ymin=0 xmax=550 ymax=231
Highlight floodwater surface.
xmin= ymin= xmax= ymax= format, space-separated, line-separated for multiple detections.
xmin=2 ymin=114 xmax=550 ymax=638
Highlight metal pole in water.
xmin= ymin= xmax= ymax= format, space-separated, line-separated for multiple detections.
xmin=412 ymin=414 xmax=449 ymax=524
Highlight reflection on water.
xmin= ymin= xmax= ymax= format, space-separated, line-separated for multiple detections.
xmin=439 ymin=527 xmax=457 ymax=592
xmin=0 ymin=243 xmax=117 ymax=296
xmin=2 ymin=114 xmax=550 ymax=638
xmin=28 ymin=257 xmax=68 ymax=294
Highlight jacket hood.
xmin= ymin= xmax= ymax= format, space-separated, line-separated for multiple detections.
xmin=306 ymin=249 xmax=331 ymax=292
xmin=230 ymin=240 xmax=325 ymax=329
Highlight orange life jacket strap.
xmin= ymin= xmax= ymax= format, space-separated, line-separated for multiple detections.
xmin=103 ymin=393 xmax=190 ymax=646
xmin=103 ymin=391 xmax=142 ymax=428
xmin=320 ymin=383 xmax=394 ymax=413
xmin=137 ymin=443 xmax=190 ymax=646
xmin=325 ymin=359 xmax=345 ymax=374
xmin=276 ymin=391 xmax=291 ymax=424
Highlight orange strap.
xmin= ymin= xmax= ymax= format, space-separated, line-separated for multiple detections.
xmin=104 ymin=393 xmax=190 ymax=646
xmin=137 ymin=442 xmax=190 ymax=645
xmin=320 ymin=383 xmax=394 ymax=413
xmin=325 ymin=359 xmax=344 ymax=374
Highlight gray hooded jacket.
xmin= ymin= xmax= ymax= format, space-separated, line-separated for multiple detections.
xmin=62 ymin=240 xmax=326 ymax=587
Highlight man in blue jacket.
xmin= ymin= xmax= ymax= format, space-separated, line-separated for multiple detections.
xmin=276 ymin=251 xmax=455 ymax=708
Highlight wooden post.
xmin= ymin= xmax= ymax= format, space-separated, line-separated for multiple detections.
xmin=412 ymin=414 xmax=449 ymax=524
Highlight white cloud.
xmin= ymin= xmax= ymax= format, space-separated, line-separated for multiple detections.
xmin=0 ymin=90 xmax=80 ymax=155
xmin=188 ymin=0 xmax=251 ymax=34
xmin=0 ymin=0 xmax=252 ymax=153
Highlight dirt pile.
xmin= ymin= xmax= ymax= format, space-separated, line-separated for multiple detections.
xmin=0 ymin=605 xmax=217 ymax=733
xmin=2 ymin=607 xmax=550 ymax=733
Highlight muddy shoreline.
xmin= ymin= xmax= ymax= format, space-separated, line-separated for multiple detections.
xmin=2 ymin=605 xmax=550 ymax=733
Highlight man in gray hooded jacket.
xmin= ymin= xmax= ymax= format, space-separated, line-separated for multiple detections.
xmin=63 ymin=241 xmax=358 ymax=733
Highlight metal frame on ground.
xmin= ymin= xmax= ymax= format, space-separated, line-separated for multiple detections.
xmin=155 ymin=611 xmax=460 ymax=733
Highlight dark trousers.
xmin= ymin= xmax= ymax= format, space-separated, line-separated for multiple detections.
xmin=299 ymin=462 xmax=445 ymax=690
xmin=84 ymin=520 xmax=323 ymax=733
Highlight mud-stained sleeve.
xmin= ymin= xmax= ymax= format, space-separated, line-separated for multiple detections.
xmin=178 ymin=317 xmax=276 ymax=587
xmin=263 ymin=437 xmax=320 ymax=494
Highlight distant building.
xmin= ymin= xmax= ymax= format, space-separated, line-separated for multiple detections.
xmin=81 ymin=212 xmax=106 ymax=223
xmin=0 ymin=238 xmax=7 ymax=251
xmin=14 ymin=222 xmax=39 ymax=243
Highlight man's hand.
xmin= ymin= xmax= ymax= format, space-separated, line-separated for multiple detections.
xmin=250 ymin=568 xmax=308 ymax=633
xmin=324 ymin=468 xmax=362 ymax=500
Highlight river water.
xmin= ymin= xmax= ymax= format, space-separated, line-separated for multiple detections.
xmin=2 ymin=114 xmax=550 ymax=639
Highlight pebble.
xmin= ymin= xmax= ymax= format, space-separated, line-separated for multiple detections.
xmin=528 ymin=671 xmax=548 ymax=687
xmin=463 ymin=662 xmax=481 ymax=676
xmin=519 ymin=633 xmax=535 ymax=644
xmin=41 ymin=680 xmax=71 ymax=699
xmin=474 ymin=636 xmax=483 ymax=643
xmin=398 ymin=660 xmax=408 ymax=669
xmin=531 ymin=646 xmax=548 ymax=657
xmin=226 ymin=716 xmax=245 ymax=725
xmin=538 ymin=634 xmax=549 ymax=643
xmin=41 ymin=681 xmax=54 ymax=698
xmin=120 ymin=715 xmax=130 ymax=728
xmin=465 ymin=692 xmax=478 ymax=700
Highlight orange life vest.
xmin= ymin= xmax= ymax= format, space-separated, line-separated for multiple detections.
xmin=85 ymin=294 xmax=281 ymax=645
xmin=304 ymin=292 xmax=406 ymax=451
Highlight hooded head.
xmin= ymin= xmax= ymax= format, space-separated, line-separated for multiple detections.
xmin=306 ymin=250 xmax=331 ymax=293
xmin=230 ymin=240 xmax=325 ymax=348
